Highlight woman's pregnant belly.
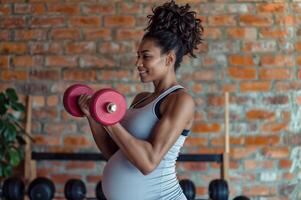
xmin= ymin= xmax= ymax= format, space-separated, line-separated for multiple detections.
xmin=102 ymin=150 xmax=162 ymax=200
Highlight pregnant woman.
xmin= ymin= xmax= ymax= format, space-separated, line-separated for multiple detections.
xmin=78 ymin=1 xmax=203 ymax=199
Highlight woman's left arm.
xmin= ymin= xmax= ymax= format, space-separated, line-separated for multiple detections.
xmin=103 ymin=93 xmax=195 ymax=175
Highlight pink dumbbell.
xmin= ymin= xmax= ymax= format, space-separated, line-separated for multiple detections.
xmin=63 ymin=84 xmax=126 ymax=125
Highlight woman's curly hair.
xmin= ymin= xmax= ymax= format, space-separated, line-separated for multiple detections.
xmin=143 ymin=0 xmax=203 ymax=70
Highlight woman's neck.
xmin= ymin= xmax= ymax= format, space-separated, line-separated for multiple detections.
xmin=152 ymin=73 xmax=178 ymax=96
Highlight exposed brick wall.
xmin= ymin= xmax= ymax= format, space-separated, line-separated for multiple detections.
xmin=1 ymin=0 xmax=300 ymax=199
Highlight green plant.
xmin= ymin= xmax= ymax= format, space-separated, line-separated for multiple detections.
xmin=0 ymin=88 xmax=27 ymax=177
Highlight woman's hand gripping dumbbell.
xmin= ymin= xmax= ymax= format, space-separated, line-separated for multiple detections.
xmin=63 ymin=84 xmax=127 ymax=125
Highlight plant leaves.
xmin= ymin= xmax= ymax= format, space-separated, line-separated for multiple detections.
xmin=0 ymin=93 xmax=8 ymax=115
xmin=4 ymin=123 xmax=17 ymax=141
xmin=8 ymin=148 xmax=21 ymax=166
xmin=3 ymin=164 xmax=12 ymax=177
xmin=5 ymin=88 xmax=18 ymax=102
xmin=11 ymin=102 xmax=25 ymax=112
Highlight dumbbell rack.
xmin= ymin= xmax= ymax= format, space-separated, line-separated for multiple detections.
xmin=24 ymin=93 xmax=231 ymax=200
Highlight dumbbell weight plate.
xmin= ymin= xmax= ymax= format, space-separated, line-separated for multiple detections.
xmin=64 ymin=179 xmax=86 ymax=200
xmin=2 ymin=177 xmax=25 ymax=200
xmin=28 ymin=177 xmax=55 ymax=200
xmin=90 ymin=89 xmax=126 ymax=125
xmin=63 ymin=84 xmax=93 ymax=117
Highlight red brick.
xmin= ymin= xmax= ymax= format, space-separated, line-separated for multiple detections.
xmin=279 ymin=159 xmax=292 ymax=169
xmin=260 ymin=123 xmax=287 ymax=133
xmin=63 ymin=136 xmax=92 ymax=147
xmin=246 ymin=109 xmax=275 ymax=120
xmin=48 ymin=4 xmax=80 ymax=15
xmin=239 ymin=14 xmax=273 ymax=26
xmin=46 ymin=56 xmax=77 ymax=67
xmin=12 ymin=56 xmax=42 ymax=68
xmin=203 ymin=28 xmax=222 ymax=39
xmin=231 ymin=147 xmax=257 ymax=159
xmin=296 ymin=42 xmax=301 ymax=52
xmin=30 ymin=42 xmax=63 ymax=54
xmin=50 ymin=28 xmax=81 ymax=40
xmin=262 ymin=147 xmax=289 ymax=158
xmin=51 ymin=174 xmax=82 ymax=184
xmin=29 ymin=69 xmax=60 ymax=81
xmin=46 ymin=95 xmax=59 ymax=106
xmin=82 ymin=4 xmax=115 ymax=14
xmin=184 ymin=137 xmax=208 ymax=147
xmin=228 ymin=54 xmax=255 ymax=66
xmin=0 ymin=30 xmax=9 ymax=41
xmin=0 ymin=42 xmax=28 ymax=54
xmin=83 ymin=28 xmax=111 ymax=40
xmin=0 ymin=56 xmax=9 ymax=69
xmin=1 ymin=17 xmax=26 ymax=28
xmin=228 ymin=67 xmax=256 ymax=80
xmin=99 ymin=70 xmax=130 ymax=81
xmin=114 ymin=83 xmax=131 ymax=94
xmin=1 ymin=70 xmax=27 ymax=81
xmin=66 ymin=42 xmax=96 ymax=54
xmin=245 ymin=135 xmax=280 ymax=146
xmin=87 ymin=175 xmax=102 ymax=184
xmin=14 ymin=3 xmax=31 ymax=14
xmin=69 ymin=16 xmax=101 ymax=27
xmin=104 ymin=16 xmax=135 ymax=27
xmin=208 ymin=15 xmax=236 ymax=26
xmin=192 ymin=123 xmax=221 ymax=133
xmin=227 ymin=28 xmax=257 ymax=40
xmin=243 ymin=185 xmax=272 ymax=196
xmin=0 ymin=4 xmax=11 ymax=15
xmin=33 ymin=107 xmax=57 ymax=120
xmin=275 ymin=15 xmax=294 ymax=26
xmin=297 ymin=56 xmax=301 ymax=66
xmin=63 ymin=69 xmax=97 ymax=81
xmin=275 ymin=81 xmax=301 ymax=91
xmin=240 ymin=81 xmax=271 ymax=92
xmin=120 ymin=2 xmax=142 ymax=14
xmin=260 ymin=54 xmax=294 ymax=67
xmin=31 ymin=3 xmax=45 ymax=14
xmin=259 ymin=28 xmax=289 ymax=39
xmin=257 ymin=3 xmax=285 ymax=13
xmin=15 ymin=29 xmax=47 ymax=41
xmin=180 ymin=162 xmax=208 ymax=171
xmin=66 ymin=161 xmax=96 ymax=170
xmin=259 ymin=68 xmax=291 ymax=80
xmin=207 ymin=95 xmax=224 ymax=106
xmin=116 ymin=29 xmax=144 ymax=40
xmin=242 ymin=41 xmax=277 ymax=53
xmin=34 ymin=135 xmax=61 ymax=145
xmin=31 ymin=17 xmax=65 ymax=27
xmin=79 ymin=55 xmax=115 ymax=68
xmin=32 ymin=96 xmax=45 ymax=107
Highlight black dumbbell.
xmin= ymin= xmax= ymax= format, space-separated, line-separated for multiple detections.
xmin=233 ymin=195 xmax=250 ymax=200
xmin=64 ymin=179 xmax=86 ymax=200
xmin=0 ymin=177 xmax=25 ymax=200
xmin=208 ymin=179 xmax=229 ymax=200
xmin=96 ymin=180 xmax=107 ymax=200
xmin=27 ymin=177 xmax=55 ymax=200
xmin=179 ymin=179 xmax=196 ymax=200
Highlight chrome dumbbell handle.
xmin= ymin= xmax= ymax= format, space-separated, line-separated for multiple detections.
xmin=106 ymin=103 xmax=117 ymax=113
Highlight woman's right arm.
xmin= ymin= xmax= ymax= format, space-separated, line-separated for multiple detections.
xmin=86 ymin=116 xmax=119 ymax=160
xmin=78 ymin=94 xmax=119 ymax=160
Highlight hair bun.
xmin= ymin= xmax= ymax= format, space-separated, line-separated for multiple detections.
xmin=145 ymin=0 xmax=203 ymax=57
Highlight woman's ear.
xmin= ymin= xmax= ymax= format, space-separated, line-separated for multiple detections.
xmin=165 ymin=51 xmax=176 ymax=67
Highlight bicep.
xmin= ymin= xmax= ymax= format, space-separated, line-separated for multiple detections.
xmin=149 ymin=95 xmax=195 ymax=162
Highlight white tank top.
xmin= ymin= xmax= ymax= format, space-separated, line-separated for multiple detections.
xmin=102 ymin=85 xmax=189 ymax=200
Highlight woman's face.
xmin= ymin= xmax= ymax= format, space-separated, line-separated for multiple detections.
xmin=135 ymin=38 xmax=168 ymax=83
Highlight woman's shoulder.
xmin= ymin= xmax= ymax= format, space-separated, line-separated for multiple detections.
xmin=163 ymin=89 xmax=195 ymax=111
